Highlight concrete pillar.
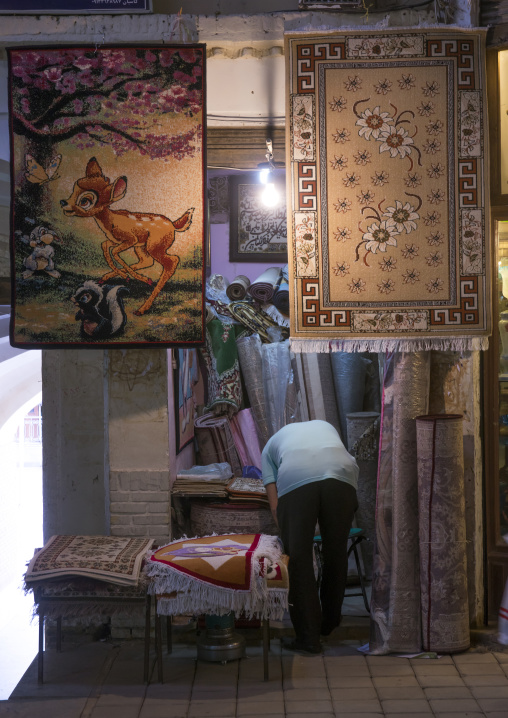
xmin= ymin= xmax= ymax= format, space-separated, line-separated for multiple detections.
xmin=108 ymin=348 xmax=171 ymax=546
xmin=42 ymin=349 xmax=107 ymax=540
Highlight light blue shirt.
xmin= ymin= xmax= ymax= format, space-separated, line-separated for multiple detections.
xmin=261 ymin=420 xmax=359 ymax=498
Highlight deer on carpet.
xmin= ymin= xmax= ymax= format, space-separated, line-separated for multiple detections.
xmin=61 ymin=157 xmax=194 ymax=316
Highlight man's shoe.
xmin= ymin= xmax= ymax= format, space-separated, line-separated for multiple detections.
xmin=284 ymin=639 xmax=323 ymax=655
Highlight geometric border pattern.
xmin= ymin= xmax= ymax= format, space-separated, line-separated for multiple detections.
xmin=286 ymin=29 xmax=491 ymax=343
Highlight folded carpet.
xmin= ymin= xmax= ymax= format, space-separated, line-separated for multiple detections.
xmin=145 ymin=533 xmax=287 ymax=619
xmin=24 ymin=535 xmax=154 ymax=587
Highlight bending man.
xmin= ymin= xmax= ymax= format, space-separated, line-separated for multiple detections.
xmin=262 ymin=419 xmax=359 ymax=655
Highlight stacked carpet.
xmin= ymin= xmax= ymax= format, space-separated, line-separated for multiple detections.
xmin=190 ymin=502 xmax=278 ymax=537
xmin=172 ymin=462 xmax=233 ymax=497
xmin=194 ymin=413 xmax=243 ymax=477
xmin=416 ymin=414 xmax=469 ymax=653
xmin=227 ymin=477 xmax=269 ymax=505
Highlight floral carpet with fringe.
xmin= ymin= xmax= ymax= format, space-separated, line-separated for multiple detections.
xmin=286 ymin=28 xmax=490 ymax=352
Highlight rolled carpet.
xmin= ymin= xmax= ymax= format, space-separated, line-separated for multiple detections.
xmin=248 ymin=267 xmax=282 ymax=303
xmin=226 ymin=275 xmax=251 ymax=301
xmin=416 ymin=413 xmax=469 ymax=653
xmin=194 ymin=413 xmax=243 ymax=477
xmin=272 ymin=277 xmax=289 ymax=315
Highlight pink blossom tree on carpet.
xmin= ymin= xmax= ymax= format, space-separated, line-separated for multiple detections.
xmin=10 ymin=46 xmax=203 ymax=161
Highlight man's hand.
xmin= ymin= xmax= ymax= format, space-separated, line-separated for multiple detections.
xmin=265 ymin=483 xmax=279 ymax=528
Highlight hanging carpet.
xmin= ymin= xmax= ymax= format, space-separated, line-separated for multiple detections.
xmin=8 ymin=46 xmax=206 ymax=349
xmin=286 ymin=29 xmax=490 ymax=352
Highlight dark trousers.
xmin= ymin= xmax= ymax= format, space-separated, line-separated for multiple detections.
xmin=277 ymin=479 xmax=358 ymax=647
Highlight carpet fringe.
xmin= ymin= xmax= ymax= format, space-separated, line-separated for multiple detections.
xmin=290 ymin=336 xmax=489 ymax=354
xmin=145 ymin=533 xmax=287 ymax=620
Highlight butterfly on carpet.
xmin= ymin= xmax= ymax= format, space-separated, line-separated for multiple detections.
xmin=25 ymin=153 xmax=62 ymax=184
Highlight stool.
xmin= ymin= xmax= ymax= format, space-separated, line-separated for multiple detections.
xmin=313 ymin=527 xmax=370 ymax=613
xmin=33 ymin=582 xmax=152 ymax=684
xmin=153 ymin=605 xmax=273 ymax=683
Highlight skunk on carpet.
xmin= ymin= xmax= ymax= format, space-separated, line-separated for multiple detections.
xmin=71 ymin=280 xmax=129 ymax=339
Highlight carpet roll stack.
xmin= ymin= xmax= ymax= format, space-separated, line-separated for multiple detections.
xmin=370 ymin=351 xmax=431 ymax=655
xmin=271 ymin=277 xmax=290 ymax=315
xmin=346 ymin=411 xmax=380 ymax=580
xmin=226 ymin=275 xmax=251 ymax=301
xmin=416 ymin=413 xmax=469 ymax=653
xmin=248 ymin=267 xmax=282 ymax=303
xmin=236 ymin=334 xmax=270 ymax=447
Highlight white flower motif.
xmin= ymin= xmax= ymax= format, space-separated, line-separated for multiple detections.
xmin=423 ymin=139 xmax=441 ymax=155
xmin=424 ymin=211 xmax=441 ymax=226
xmin=357 ymin=189 xmax=375 ymax=206
xmin=343 ymin=172 xmax=361 ymax=188
xmin=426 ymin=251 xmax=443 ymax=267
xmin=401 ymin=243 xmax=419 ymax=259
xmin=380 ymin=256 xmax=397 ymax=272
xmin=427 ymin=230 xmax=444 ymax=246
xmin=426 ymin=277 xmax=444 ymax=293
xmin=353 ymin=149 xmax=372 ymax=165
xmin=378 ymin=125 xmax=414 ymax=159
xmin=427 ymin=162 xmax=445 ymax=179
xmin=378 ymin=278 xmax=396 ymax=294
xmin=427 ymin=189 xmax=446 ymax=205
xmin=422 ymin=81 xmax=440 ymax=97
xmin=334 ymin=197 xmax=352 ymax=213
xmin=344 ymin=75 xmax=362 ymax=92
xmin=417 ymin=101 xmax=435 ymax=117
xmin=330 ymin=154 xmax=348 ymax=171
xmin=348 ymin=278 xmax=366 ymax=294
xmin=402 ymin=268 xmax=420 ymax=284
xmin=333 ymin=128 xmax=351 ymax=144
xmin=330 ymin=96 xmax=347 ymax=112
xmin=404 ymin=172 xmax=422 ymax=188
xmin=374 ymin=79 xmax=392 ymax=95
xmin=363 ymin=220 xmax=399 ymax=254
xmin=383 ymin=200 xmax=419 ymax=234
xmin=334 ymin=227 xmax=352 ymax=242
xmin=426 ymin=119 xmax=444 ymax=136
xmin=356 ymin=106 xmax=394 ymax=140
xmin=333 ymin=261 xmax=350 ymax=277
xmin=399 ymin=73 xmax=416 ymax=90
xmin=372 ymin=170 xmax=389 ymax=186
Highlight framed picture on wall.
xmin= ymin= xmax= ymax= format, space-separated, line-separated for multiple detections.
xmin=229 ymin=172 xmax=287 ymax=262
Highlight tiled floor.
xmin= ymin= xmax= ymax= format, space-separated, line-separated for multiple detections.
xmin=1 ymin=625 xmax=508 ymax=718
